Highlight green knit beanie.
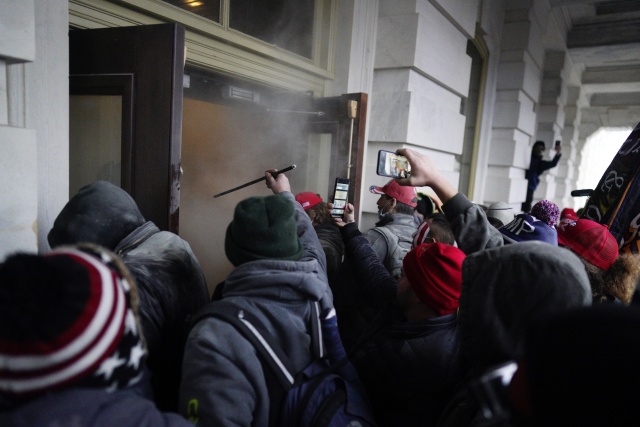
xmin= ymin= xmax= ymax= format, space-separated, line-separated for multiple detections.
xmin=225 ymin=195 xmax=303 ymax=266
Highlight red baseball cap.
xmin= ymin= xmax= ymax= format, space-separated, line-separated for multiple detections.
xmin=295 ymin=192 xmax=322 ymax=210
xmin=369 ymin=179 xmax=418 ymax=207
xmin=561 ymin=208 xmax=579 ymax=221
xmin=556 ymin=218 xmax=619 ymax=271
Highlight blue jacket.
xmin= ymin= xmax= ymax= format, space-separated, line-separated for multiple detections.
xmin=527 ymin=153 xmax=561 ymax=191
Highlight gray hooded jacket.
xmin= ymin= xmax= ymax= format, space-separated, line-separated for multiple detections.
xmin=436 ymin=242 xmax=592 ymax=427
xmin=441 ymin=193 xmax=504 ymax=255
xmin=179 ymin=192 xmax=332 ymax=427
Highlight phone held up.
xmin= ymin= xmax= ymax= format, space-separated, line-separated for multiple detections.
xmin=377 ymin=150 xmax=411 ymax=179
xmin=331 ymin=178 xmax=350 ymax=218
xmin=555 ymin=140 xmax=561 ymax=148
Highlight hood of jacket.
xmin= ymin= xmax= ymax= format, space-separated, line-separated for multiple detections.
xmin=222 ymin=257 xmax=329 ymax=305
xmin=459 ymin=241 xmax=591 ymax=368
xmin=48 ymin=181 xmax=145 ymax=251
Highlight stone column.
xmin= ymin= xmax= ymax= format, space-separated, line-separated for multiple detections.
xmin=483 ymin=0 xmax=549 ymax=210
xmin=0 ymin=0 xmax=38 ymax=258
xmin=32 ymin=0 xmax=70 ymax=253
xmin=362 ymin=0 xmax=478 ymax=229
xmin=535 ymin=51 xmax=568 ymax=209
xmin=558 ymin=85 xmax=589 ymax=210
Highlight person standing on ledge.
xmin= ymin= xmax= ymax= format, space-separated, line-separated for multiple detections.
xmin=522 ymin=140 xmax=562 ymax=213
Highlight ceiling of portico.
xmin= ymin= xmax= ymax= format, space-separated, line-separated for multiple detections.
xmin=551 ymin=0 xmax=640 ymax=136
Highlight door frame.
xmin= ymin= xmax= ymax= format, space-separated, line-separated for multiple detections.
xmin=307 ymin=93 xmax=368 ymax=214
xmin=69 ymin=23 xmax=185 ymax=233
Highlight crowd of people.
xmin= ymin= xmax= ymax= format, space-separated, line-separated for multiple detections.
xmin=1 ymin=147 xmax=640 ymax=427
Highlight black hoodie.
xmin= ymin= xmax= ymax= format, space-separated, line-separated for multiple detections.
xmin=48 ymin=181 xmax=209 ymax=412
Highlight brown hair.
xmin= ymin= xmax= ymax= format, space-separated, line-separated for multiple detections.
xmin=427 ymin=214 xmax=455 ymax=246
xmin=583 ymin=253 xmax=640 ymax=304
xmin=306 ymin=201 xmax=333 ymax=227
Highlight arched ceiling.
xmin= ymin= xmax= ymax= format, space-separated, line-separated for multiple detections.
xmin=552 ymin=0 xmax=640 ymax=137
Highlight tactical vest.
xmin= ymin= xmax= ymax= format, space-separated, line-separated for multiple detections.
xmin=371 ymin=222 xmax=415 ymax=279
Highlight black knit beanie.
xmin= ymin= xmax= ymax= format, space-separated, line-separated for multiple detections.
xmin=225 ymin=195 xmax=303 ymax=266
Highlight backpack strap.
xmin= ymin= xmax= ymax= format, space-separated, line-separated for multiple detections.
xmin=190 ymin=303 xmax=295 ymax=390
xmin=189 ymin=300 xmax=325 ymax=388
xmin=308 ymin=300 xmax=325 ymax=360
xmin=198 ymin=303 xmax=296 ymax=426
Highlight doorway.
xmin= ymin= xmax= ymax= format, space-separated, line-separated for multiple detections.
xmin=458 ymin=38 xmax=487 ymax=199
xmin=179 ymin=68 xmax=366 ymax=290
xmin=69 ymin=24 xmax=185 ymax=233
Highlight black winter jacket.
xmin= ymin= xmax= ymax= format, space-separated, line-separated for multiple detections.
xmin=47 ymin=181 xmax=209 ymax=411
xmin=314 ymin=221 xmax=344 ymax=289
xmin=436 ymin=242 xmax=592 ymax=427
xmin=340 ymin=223 xmax=469 ymax=427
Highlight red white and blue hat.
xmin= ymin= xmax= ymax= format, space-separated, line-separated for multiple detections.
xmin=0 ymin=245 xmax=146 ymax=399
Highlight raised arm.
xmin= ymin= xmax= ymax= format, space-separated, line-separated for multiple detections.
xmin=538 ymin=152 xmax=562 ymax=173
xmin=265 ymin=169 xmax=329 ymax=283
xmin=395 ymin=148 xmax=458 ymax=204
xmin=394 ymin=148 xmax=503 ymax=254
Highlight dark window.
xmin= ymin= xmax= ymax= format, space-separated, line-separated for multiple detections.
xmin=229 ymin=0 xmax=314 ymax=58
xmin=161 ymin=0 xmax=221 ymax=23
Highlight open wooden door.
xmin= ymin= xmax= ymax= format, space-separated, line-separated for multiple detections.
xmin=306 ymin=93 xmax=368 ymax=214
xmin=178 ymin=67 xmax=368 ymax=287
xmin=69 ymin=23 xmax=185 ymax=233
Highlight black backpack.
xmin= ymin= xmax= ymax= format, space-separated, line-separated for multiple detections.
xmin=191 ymin=302 xmax=377 ymax=427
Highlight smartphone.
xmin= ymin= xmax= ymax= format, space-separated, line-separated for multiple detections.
xmin=555 ymin=140 xmax=561 ymax=148
xmin=331 ymin=178 xmax=350 ymax=218
xmin=377 ymin=150 xmax=411 ymax=178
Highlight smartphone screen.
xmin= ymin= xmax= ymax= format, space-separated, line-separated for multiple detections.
xmin=555 ymin=140 xmax=561 ymax=148
xmin=331 ymin=178 xmax=350 ymax=218
xmin=377 ymin=150 xmax=411 ymax=178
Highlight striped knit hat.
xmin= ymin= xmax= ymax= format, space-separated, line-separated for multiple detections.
xmin=0 ymin=245 xmax=146 ymax=400
xmin=412 ymin=219 xmax=432 ymax=248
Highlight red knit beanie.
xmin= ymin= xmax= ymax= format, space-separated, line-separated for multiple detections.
xmin=402 ymin=242 xmax=466 ymax=316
